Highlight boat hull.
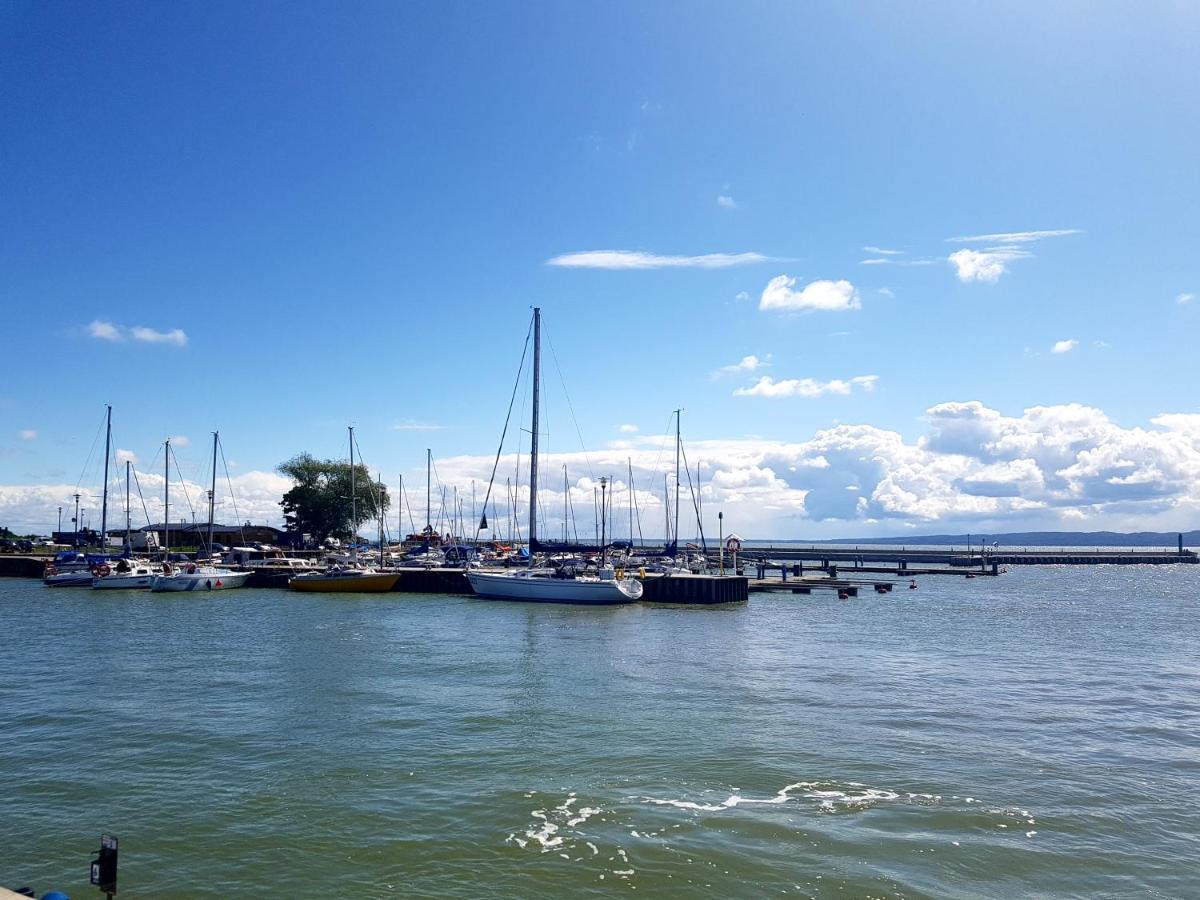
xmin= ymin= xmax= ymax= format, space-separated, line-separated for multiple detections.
xmin=466 ymin=571 xmax=641 ymax=604
xmin=150 ymin=570 xmax=251 ymax=592
xmin=288 ymin=572 xmax=400 ymax=593
xmin=92 ymin=574 xmax=155 ymax=590
xmin=43 ymin=572 xmax=94 ymax=587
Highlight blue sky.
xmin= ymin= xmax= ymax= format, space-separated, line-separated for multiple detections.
xmin=2 ymin=2 xmax=1198 ymax=538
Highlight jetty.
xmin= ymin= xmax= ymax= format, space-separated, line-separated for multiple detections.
xmin=733 ymin=544 xmax=1197 ymax=568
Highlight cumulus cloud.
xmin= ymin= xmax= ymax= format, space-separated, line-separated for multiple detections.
xmin=131 ymin=326 xmax=188 ymax=346
xmin=947 ymin=229 xmax=1079 ymax=283
xmin=18 ymin=429 xmax=36 ymax=441
xmin=734 ymin=375 xmax=878 ymax=398
xmin=948 ymin=247 xmax=1031 ymax=283
xmin=8 ymin=400 xmax=1200 ymax=538
xmin=115 ymin=448 xmax=139 ymax=465
xmin=169 ymin=435 xmax=190 ymax=448
xmin=759 ymin=276 xmax=861 ymax=312
xmin=88 ymin=320 xmax=122 ymax=341
xmin=1051 ymin=339 xmax=1078 ymax=354
xmin=618 ymin=424 xmax=639 ymax=434
xmin=1177 ymin=292 xmax=1194 ymax=305
xmin=545 ymin=250 xmax=767 ymax=269
xmin=717 ymin=195 xmax=737 ymax=209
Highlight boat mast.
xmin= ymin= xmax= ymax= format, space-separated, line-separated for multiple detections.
xmin=124 ymin=460 xmax=132 ymax=556
xmin=164 ymin=438 xmax=170 ymax=560
xmin=207 ymin=431 xmax=218 ymax=558
xmin=674 ymin=408 xmax=681 ymax=556
xmin=349 ymin=426 xmax=356 ymax=564
xmin=100 ymin=404 xmax=112 ymax=551
xmin=377 ymin=471 xmax=384 ymax=567
xmin=528 ymin=307 xmax=541 ymax=561
xmin=563 ymin=465 xmax=568 ymax=543
xmin=628 ymin=458 xmax=634 ymax=547
xmin=426 ymin=448 xmax=432 ymax=534
xmin=664 ymin=473 xmax=670 ymax=549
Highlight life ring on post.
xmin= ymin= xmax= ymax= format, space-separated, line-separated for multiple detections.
xmin=724 ymin=535 xmax=742 ymax=554
xmin=97 ymin=564 xmax=111 ymax=577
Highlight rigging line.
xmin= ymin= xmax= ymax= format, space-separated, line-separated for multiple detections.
xmin=544 ymin=327 xmax=594 ymax=480
xmin=679 ymin=441 xmax=707 ymax=552
xmin=131 ymin=466 xmax=154 ymax=530
xmin=75 ymin=409 xmax=108 ymax=492
xmin=474 ymin=315 xmax=533 ymax=540
xmin=631 ymin=469 xmax=645 ymax=547
xmin=350 ymin=432 xmax=388 ymax=543
xmin=401 ymin=480 xmax=418 ymax=536
xmin=646 ymin=412 xmax=676 ymax=496
xmin=169 ymin=443 xmax=200 ymax=528
xmin=217 ymin=435 xmax=246 ymax=547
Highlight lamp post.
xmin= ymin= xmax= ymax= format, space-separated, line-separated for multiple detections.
xmin=57 ymin=506 xmax=62 ymax=534
xmin=719 ymin=511 xmax=724 ymax=575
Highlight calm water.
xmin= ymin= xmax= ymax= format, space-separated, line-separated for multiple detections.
xmin=2 ymin=568 xmax=1198 ymax=898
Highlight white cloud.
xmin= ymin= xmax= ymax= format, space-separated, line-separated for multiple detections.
xmin=618 ymin=424 xmax=639 ymax=434
xmin=947 ymin=229 xmax=1079 ymax=283
xmin=715 ymin=355 xmax=765 ymax=377
xmin=131 ymin=326 xmax=188 ymax=346
xmin=392 ymin=421 xmax=446 ymax=431
xmin=8 ymin=401 xmax=1200 ymax=536
xmin=115 ymin=448 xmax=139 ymax=465
xmin=18 ymin=429 xmax=36 ymax=441
xmin=1051 ymin=339 xmax=1079 ymax=354
xmin=860 ymin=258 xmax=936 ymax=267
xmin=948 ymin=247 xmax=1032 ymax=283
xmin=88 ymin=320 xmax=122 ymax=341
xmin=877 ymin=288 xmax=895 ymax=299
xmin=734 ymin=374 xmax=878 ymax=398
xmin=1177 ymin=292 xmax=1194 ymax=305
xmin=863 ymin=246 xmax=904 ymax=256
xmin=947 ymin=229 xmax=1083 ymax=244
xmin=717 ymin=195 xmax=737 ymax=209
xmin=170 ymin=435 xmax=190 ymax=448
xmin=546 ymin=250 xmax=768 ymax=270
xmin=759 ymin=276 xmax=861 ymax=312
xmin=735 ymin=291 xmax=750 ymax=302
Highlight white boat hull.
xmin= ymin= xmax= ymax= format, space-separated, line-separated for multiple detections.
xmin=150 ymin=570 xmax=251 ymax=592
xmin=92 ymin=573 xmax=155 ymax=590
xmin=466 ymin=570 xmax=642 ymax=604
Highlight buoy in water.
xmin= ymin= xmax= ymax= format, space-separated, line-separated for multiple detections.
xmin=909 ymin=579 xmax=917 ymax=590
xmin=837 ymin=590 xmax=850 ymax=600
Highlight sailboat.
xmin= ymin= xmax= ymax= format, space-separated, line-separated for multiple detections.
xmin=465 ymin=308 xmax=642 ymax=605
xmin=93 ymin=459 xmax=159 ymax=589
xmin=45 ymin=404 xmax=118 ymax=587
xmin=289 ymin=427 xmax=401 ymax=593
xmin=150 ymin=432 xmax=251 ymax=592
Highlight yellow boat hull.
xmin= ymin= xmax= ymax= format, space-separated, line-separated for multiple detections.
xmin=288 ymin=572 xmax=400 ymax=593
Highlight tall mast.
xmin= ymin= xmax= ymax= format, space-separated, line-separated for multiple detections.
xmin=377 ymin=471 xmax=384 ymax=567
xmin=426 ymin=448 xmax=432 ymax=533
xmin=664 ymin=473 xmax=670 ymax=548
xmin=628 ymin=458 xmax=634 ymax=546
xmin=207 ymin=431 xmax=218 ymax=558
xmin=398 ymin=474 xmax=403 ymax=536
xmin=164 ymin=439 xmax=170 ymax=559
xmin=349 ymin=426 xmax=356 ymax=564
xmin=100 ymin=404 xmax=112 ymax=550
xmin=563 ymin=465 xmax=568 ymax=542
xmin=124 ymin=460 xmax=132 ymax=555
xmin=528 ymin=307 xmax=541 ymax=558
xmin=674 ymin=408 xmax=682 ymax=555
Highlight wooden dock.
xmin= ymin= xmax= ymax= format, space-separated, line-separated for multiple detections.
xmin=729 ymin=546 xmax=1198 ymax=567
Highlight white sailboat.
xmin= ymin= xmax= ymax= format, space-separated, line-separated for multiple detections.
xmin=151 ymin=432 xmax=250 ymax=592
xmin=465 ymin=308 xmax=641 ymax=605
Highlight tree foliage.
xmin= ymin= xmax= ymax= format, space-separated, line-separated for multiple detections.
xmin=277 ymin=453 xmax=390 ymax=541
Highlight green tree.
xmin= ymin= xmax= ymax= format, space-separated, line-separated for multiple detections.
xmin=277 ymin=453 xmax=390 ymax=541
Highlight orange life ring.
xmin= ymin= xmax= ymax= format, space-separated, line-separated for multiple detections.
xmin=98 ymin=564 xmax=111 ymax=577
xmin=90 ymin=565 xmax=101 ymax=576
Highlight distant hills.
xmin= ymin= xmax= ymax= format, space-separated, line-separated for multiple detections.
xmin=793 ymin=531 xmax=1197 ymax=547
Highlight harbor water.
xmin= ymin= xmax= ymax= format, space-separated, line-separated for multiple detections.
xmin=1 ymin=566 xmax=1197 ymax=897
